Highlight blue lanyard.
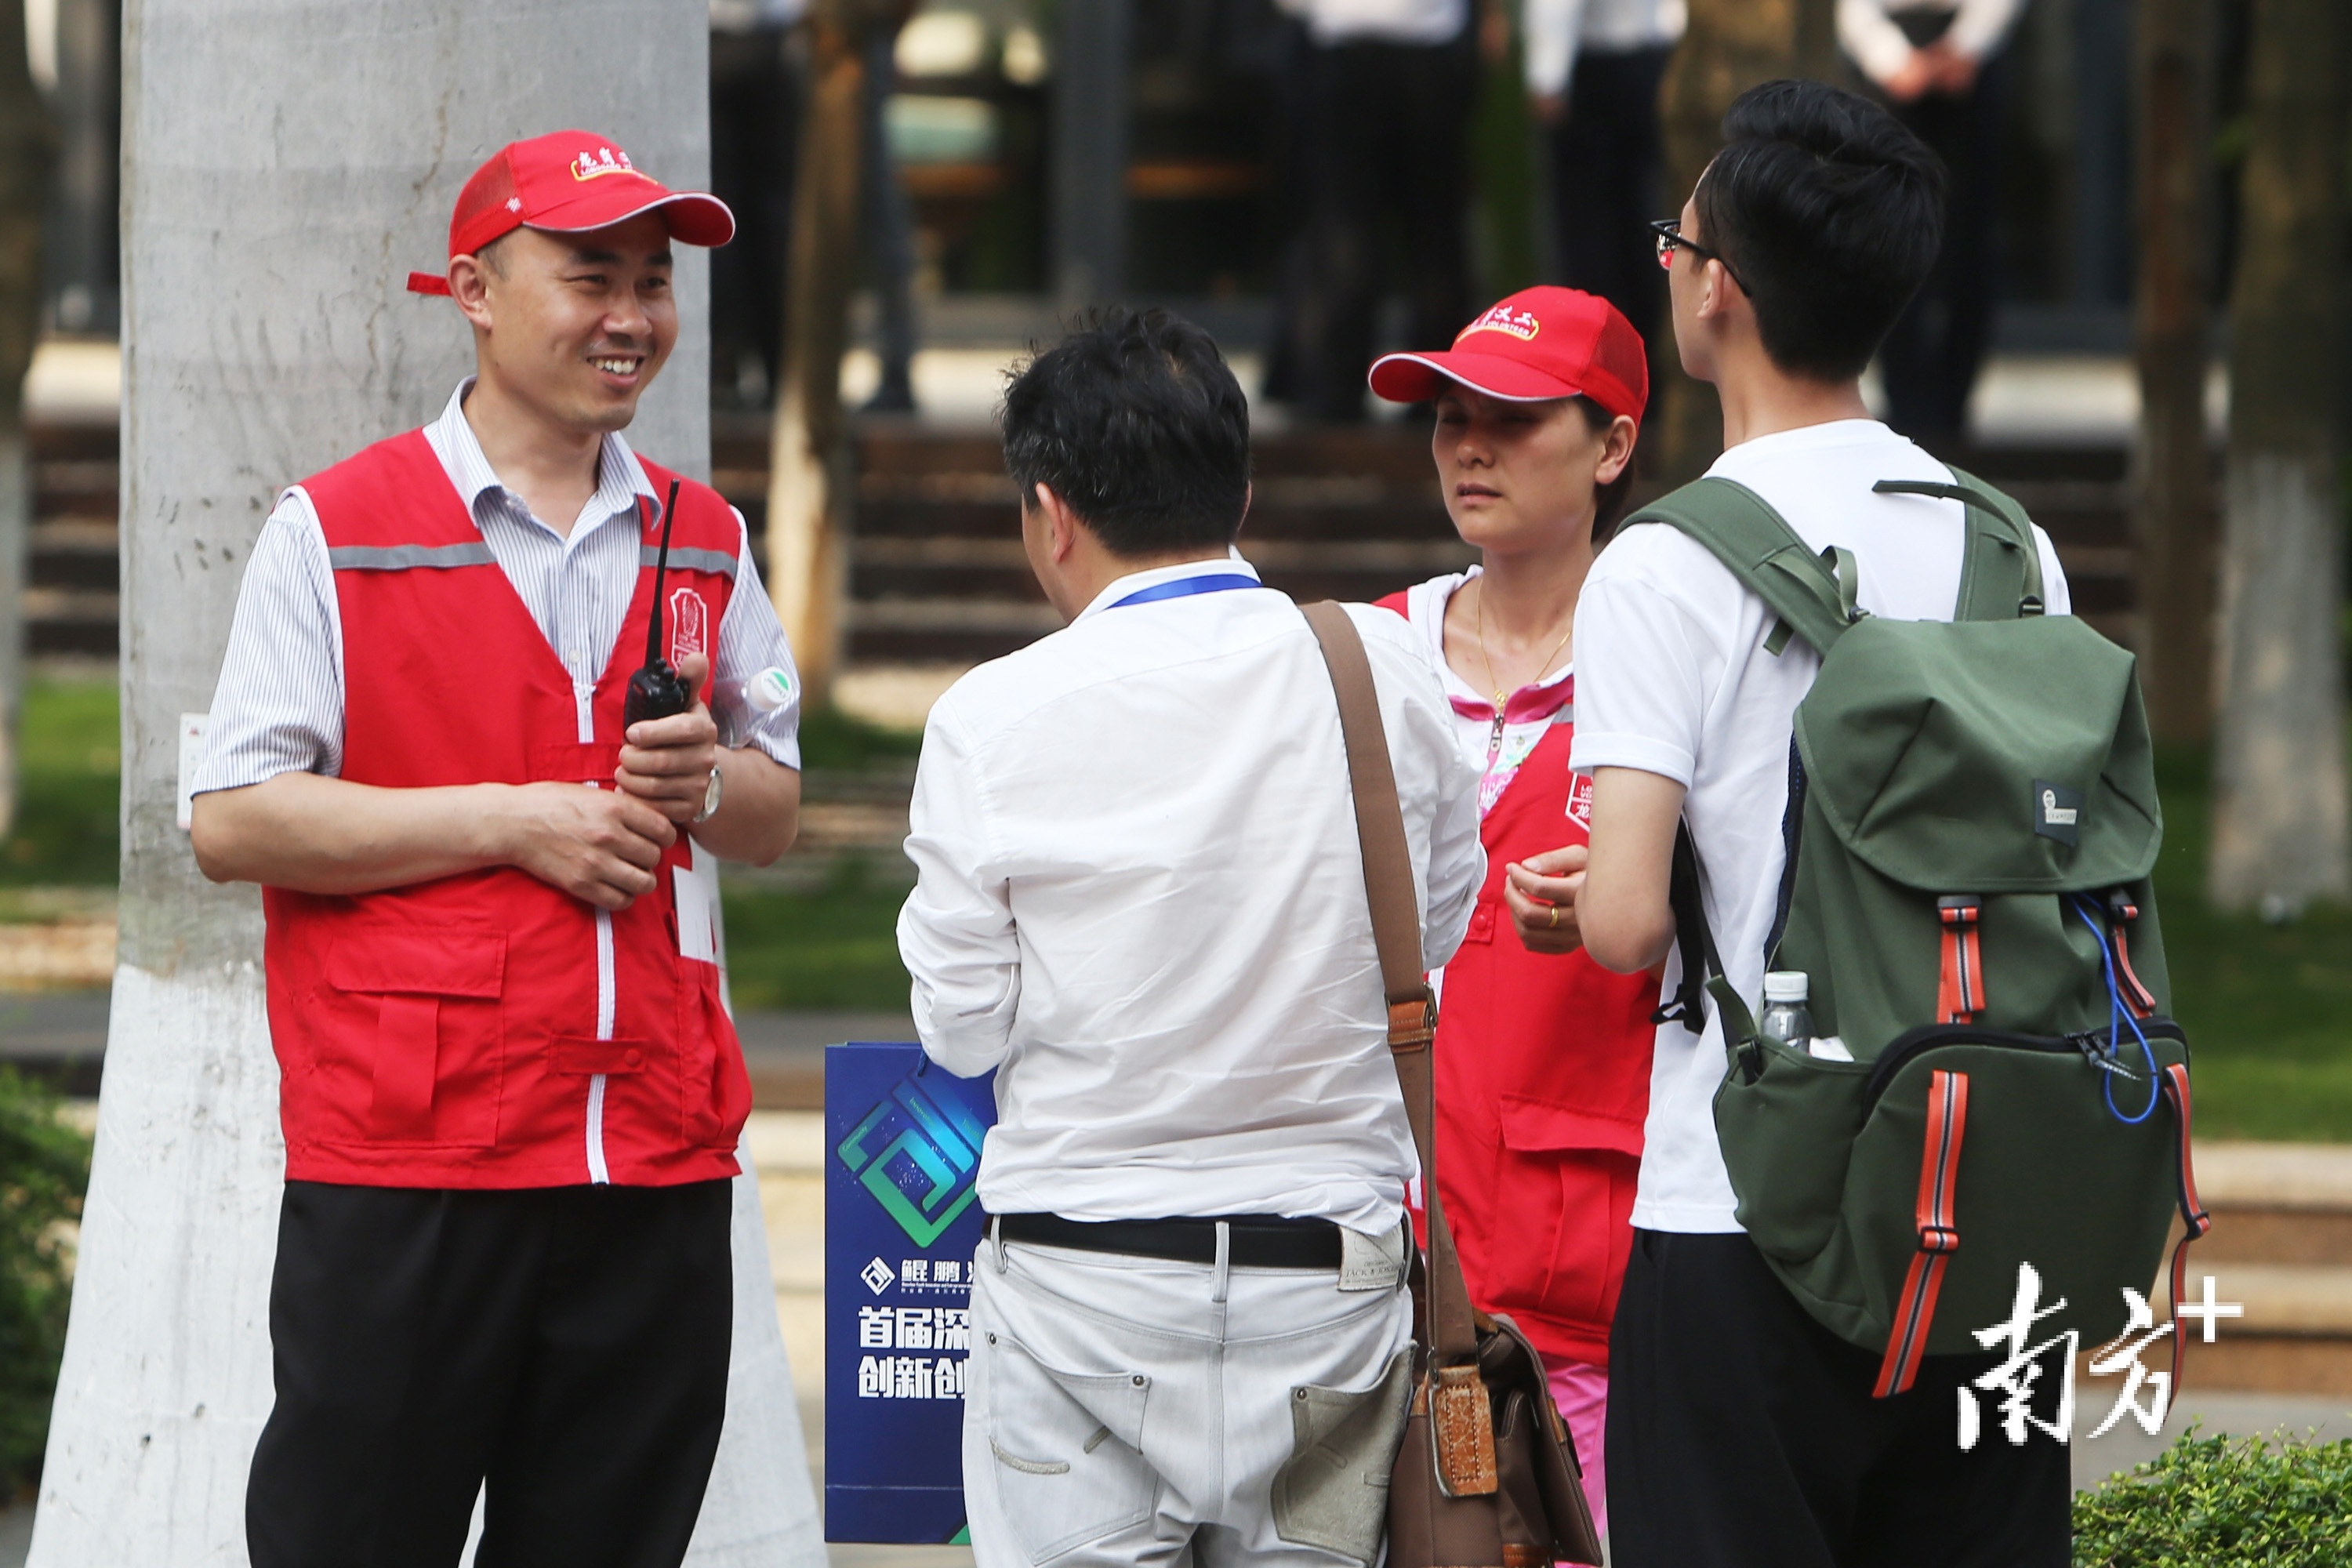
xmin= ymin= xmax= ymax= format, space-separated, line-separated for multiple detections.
xmin=1107 ymin=572 xmax=1265 ymax=610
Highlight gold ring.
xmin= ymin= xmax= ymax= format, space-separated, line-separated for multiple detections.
xmin=1548 ymin=906 xmax=1560 ymax=930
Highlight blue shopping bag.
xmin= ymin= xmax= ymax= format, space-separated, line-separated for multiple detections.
xmin=824 ymin=1040 xmax=996 ymax=1544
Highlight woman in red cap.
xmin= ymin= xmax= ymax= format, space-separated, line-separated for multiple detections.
xmin=1370 ymin=285 xmax=1658 ymax=1534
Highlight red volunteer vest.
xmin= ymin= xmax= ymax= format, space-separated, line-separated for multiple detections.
xmin=263 ymin=431 xmax=751 ymax=1189
xmin=1379 ymin=590 xmax=1657 ymax=1366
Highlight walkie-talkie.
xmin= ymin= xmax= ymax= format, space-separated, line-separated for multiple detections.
xmin=624 ymin=477 xmax=693 ymax=727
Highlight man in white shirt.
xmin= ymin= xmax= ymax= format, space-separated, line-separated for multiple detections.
xmin=1505 ymin=82 xmax=2074 ymax=1565
xmin=1838 ymin=0 xmax=2027 ymax=440
xmin=899 ymin=307 xmax=1484 ymax=1568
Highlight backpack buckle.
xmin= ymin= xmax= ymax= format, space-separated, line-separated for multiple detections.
xmin=1935 ymin=895 xmax=1985 ymax=1025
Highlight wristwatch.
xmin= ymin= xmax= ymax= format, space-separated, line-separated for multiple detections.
xmin=692 ymin=763 xmax=723 ymax=826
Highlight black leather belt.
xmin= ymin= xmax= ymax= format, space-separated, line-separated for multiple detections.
xmin=995 ymin=1211 xmax=1345 ymax=1270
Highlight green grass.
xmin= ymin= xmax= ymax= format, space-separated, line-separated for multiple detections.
xmin=5 ymin=675 xmax=2349 ymax=1138
xmin=2149 ymin=747 xmax=2352 ymax=1142
xmin=721 ymin=858 xmax=913 ymax=1013
xmin=794 ymin=704 xmax=924 ymax=771
xmin=1 ymin=679 xmax=118 ymax=887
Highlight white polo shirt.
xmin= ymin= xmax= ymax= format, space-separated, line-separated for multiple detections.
xmin=1570 ymin=419 xmax=2070 ymax=1233
xmin=899 ymin=559 xmax=1486 ymax=1236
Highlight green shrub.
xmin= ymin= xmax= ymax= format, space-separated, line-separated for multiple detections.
xmin=0 ymin=1068 xmax=92 ymax=1494
xmin=2074 ymin=1427 xmax=2352 ymax=1566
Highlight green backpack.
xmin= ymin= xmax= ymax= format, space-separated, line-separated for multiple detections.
xmin=1627 ymin=471 xmax=2212 ymax=1398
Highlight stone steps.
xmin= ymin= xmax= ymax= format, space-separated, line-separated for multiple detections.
xmin=707 ymin=416 xmax=2143 ymax=670
xmin=20 ymin=409 xmax=2144 ymax=673
xmin=25 ymin=419 xmax=120 ymax=657
xmin=2167 ymin=1142 xmax=2352 ymax=1396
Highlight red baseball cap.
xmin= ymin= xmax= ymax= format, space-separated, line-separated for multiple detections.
xmin=1368 ymin=286 xmax=1648 ymax=424
xmin=406 ymin=130 xmax=735 ymax=296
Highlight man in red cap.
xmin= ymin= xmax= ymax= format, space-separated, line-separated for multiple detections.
xmin=189 ymin=130 xmax=804 ymax=1568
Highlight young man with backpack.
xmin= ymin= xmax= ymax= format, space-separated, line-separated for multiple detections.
xmin=1504 ymin=82 xmax=2106 ymax=1564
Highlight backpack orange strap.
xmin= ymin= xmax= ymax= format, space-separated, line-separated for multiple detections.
xmin=1875 ymin=1069 xmax=1970 ymax=1398
xmin=1936 ymin=895 xmax=1985 ymax=1024
xmin=2158 ymin=1063 xmax=2212 ymax=1393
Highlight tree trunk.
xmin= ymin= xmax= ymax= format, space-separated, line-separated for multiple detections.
xmin=1651 ymin=0 xmax=1840 ymax=481
xmin=31 ymin=6 xmax=821 ymax=1564
xmin=2207 ymin=0 xmax=2350 ymax=914
xmin=0 ymin=0 xmax=53 ymax=840
xmin=2132 ymin=0 xmax=2218 ymax=744
xmin=767 ymin=5 xmax=867 ymax=709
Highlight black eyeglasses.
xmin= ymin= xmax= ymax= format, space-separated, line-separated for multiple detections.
xmin=1650 ymin=219 xmax=1746 ymax=294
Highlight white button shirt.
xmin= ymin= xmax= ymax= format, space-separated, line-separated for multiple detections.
xmin=1522 ymin=0 xmax=1686 ymax=100
xmin=1278 ymin=0 xmax=1469 ymax=48
xmin=898 ymin=559 xmax=1486 ymax=1236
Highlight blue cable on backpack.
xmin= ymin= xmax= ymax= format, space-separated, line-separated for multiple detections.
xmin=2072 ymin=897 xmax=2159 ymax=1124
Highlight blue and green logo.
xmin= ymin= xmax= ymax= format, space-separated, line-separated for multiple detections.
xmin=837 ymin=1070 xmax=989 ymax=1247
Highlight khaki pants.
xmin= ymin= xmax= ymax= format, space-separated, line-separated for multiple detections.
xmin=964 ymin=1221 xmax=1414 ymax=1568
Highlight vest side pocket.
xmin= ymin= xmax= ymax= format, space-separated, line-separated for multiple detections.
xmin=681 ymin=963 xmax=752 ymax=1150
xmin=321 ymin=925 xmax=508 ymax=1148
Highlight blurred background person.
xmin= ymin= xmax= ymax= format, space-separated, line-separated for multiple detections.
xmin=1274 ymin=0 xmax=1478 ymax=421
xmin=709 ymin=0 xmax=804 ymax=408
xmin=1524 ymin=0 xmax=1683 ymax=344
xmin=1842 ymin=0 xmax=2024 ymax=444
xmin=708 ymin=0 xmax=917 ymax=413
xmin=858 ymin=0 xmax=921 ymax=412
xmin=1368 ymin=286 xmax=1659 ymax=1534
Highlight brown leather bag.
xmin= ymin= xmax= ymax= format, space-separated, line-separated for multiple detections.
xmin=1301 ymin=601 xmax=1606 ymax=1568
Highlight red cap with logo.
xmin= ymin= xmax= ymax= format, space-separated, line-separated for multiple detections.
xmin=1368 ymin=286 xmax=1648 ymax=424
xmin=406 ymin=129 xmax=735 ymax=296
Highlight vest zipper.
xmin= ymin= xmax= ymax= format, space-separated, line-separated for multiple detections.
xmin=578 ymin=673 xmax=615 ymax=1185
xmin=1860 ymin=1018 xmax=2186 ymax=1113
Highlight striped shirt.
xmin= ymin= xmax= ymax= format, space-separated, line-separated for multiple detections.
xmin=192 ymin=380 xmax=801 ymax=797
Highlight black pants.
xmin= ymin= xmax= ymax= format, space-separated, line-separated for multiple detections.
xmin=1878 ymin=23 xmax=2008 ymax=442
xmin=710 ymin=24 xmax=800 ymax=400
xmin=1606 ymin=1230 xmax=2070 ymax=1568
xmin=1284 ymin=35 xmax=1477 ymax=422
xmin=1546 ymin=44 xmax=1671 ymax=343
xmin=246 ymin=1180 xmax=735 ymax=1568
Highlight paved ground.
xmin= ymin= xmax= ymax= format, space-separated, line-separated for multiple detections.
xmin=2 ymin=1387 xmax=2340 ymax=1567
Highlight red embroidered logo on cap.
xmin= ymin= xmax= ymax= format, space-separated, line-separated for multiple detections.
xmin=1456 ymin=303 xmax=1542 ymax=344
xmin=572 ymin=146 xmax=644 ymax=182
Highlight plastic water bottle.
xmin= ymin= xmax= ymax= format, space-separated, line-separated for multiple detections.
xmin=744 ymin=666 xmax=796 ymax=715
xmin=1760 ymin=971 xmax=1815 ymax=1053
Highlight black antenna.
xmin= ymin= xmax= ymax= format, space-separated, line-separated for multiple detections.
xmin=624 ymin=477 xmax=695 ymax=726
xmin=645 ymin=477 xmax=681 ymax=668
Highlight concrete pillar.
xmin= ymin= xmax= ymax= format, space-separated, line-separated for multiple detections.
xmin=29 ymin=5 xmax=821 ymax=1563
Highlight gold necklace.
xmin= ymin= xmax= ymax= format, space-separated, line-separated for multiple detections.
xmin=1474 ymin=577 xmax=1574 ymax=713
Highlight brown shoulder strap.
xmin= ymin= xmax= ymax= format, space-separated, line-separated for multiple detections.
xmin=1300 ymin=600 xmax=1479 ymax=1363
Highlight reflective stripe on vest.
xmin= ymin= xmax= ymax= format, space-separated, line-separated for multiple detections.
xmin=328 ymin=542 xmax=499 ymax=571
xmin=638 ymin=544 xmax=738 ymax=579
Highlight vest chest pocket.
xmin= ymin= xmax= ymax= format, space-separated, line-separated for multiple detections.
xmin=323 ymin=927 xmax=507 ymax=1147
